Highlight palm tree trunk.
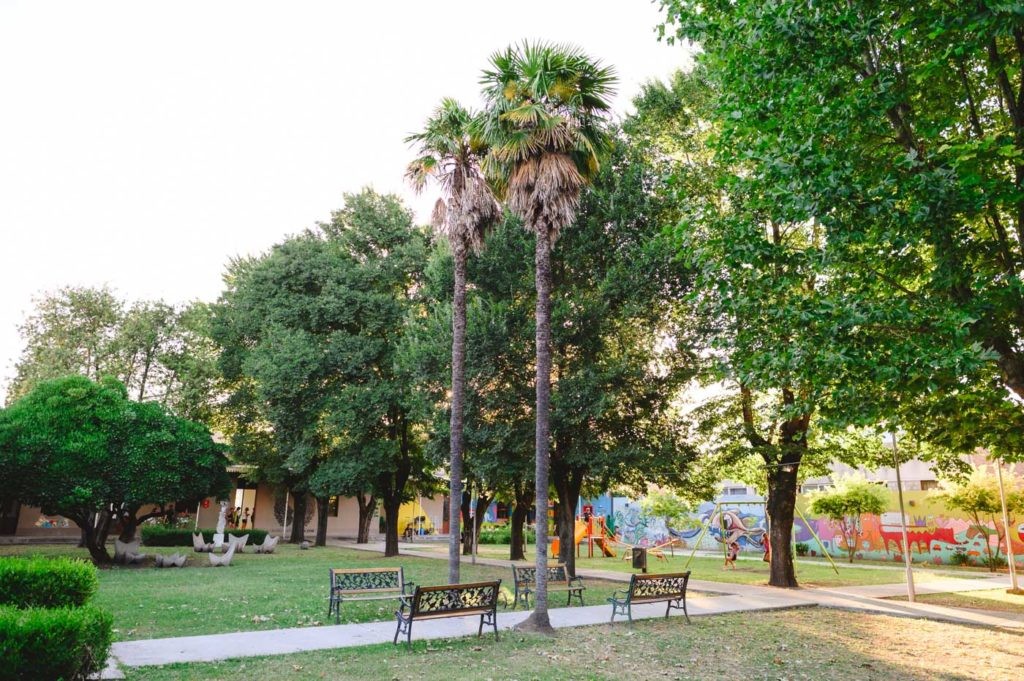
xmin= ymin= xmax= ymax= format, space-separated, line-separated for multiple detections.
xmin=518 ymin=225 xmax=555 ymax=634
xmin=448 ymin=246 xmax=467 ymax=583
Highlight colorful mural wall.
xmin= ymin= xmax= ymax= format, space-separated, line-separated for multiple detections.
xmin=602 ymin=491 xmax=1024 ymax=567
xmin=793 ymin=490 xmax=1024 ymax=567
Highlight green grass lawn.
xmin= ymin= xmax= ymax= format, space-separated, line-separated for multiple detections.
xmin=420 ymin=542 xmax=983 ymax=588
xmin=122 ymin=608 xmax=1024 ymax=681
xmin=0 ymin=544 xmax=657 ymax=640
xmin=888 ymin=588 xmax=1024 ymax=614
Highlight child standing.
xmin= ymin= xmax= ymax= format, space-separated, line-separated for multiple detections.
xmin=725 ymin=541 xmax=740 ymax=569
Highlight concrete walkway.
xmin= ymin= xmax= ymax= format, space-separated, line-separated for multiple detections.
xmin=101 ymin=542 xmax=1022 ymax=678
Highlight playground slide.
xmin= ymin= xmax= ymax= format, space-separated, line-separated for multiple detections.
xmin=574 ymin=520 xmax=616 ymax=557
xmin=574 ymin=520 xmax=589 ymax=547
xmin=593 ymin=537 xmax=616 ymax=557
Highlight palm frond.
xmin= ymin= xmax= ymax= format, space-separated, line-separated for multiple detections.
xmin=476 ymin=41 xmax=618 ymax=243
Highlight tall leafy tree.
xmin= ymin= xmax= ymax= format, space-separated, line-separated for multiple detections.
xmin=658 ymin=1 xmax=1024 ymax=444
xmin=406 ymin=98 xmax=500 ymax=583
xmin=476 ymin=42 xmax=616 ymax=632
xmin=212 ymin=189 xmax=429 ymax=554
xmin=655 ymin=2 xmax=1024 ymax=583
xmin=7 ymin=287 xmax=219 ymax=423
xmin=0 ymin=376 xmax=229 ymax=563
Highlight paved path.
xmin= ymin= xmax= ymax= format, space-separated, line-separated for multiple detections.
xmin=100 ymin=542 xmax=1022 ymax=678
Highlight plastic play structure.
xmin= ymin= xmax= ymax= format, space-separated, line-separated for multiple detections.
xmin=552 ymin=508 xmax=618 ymax=557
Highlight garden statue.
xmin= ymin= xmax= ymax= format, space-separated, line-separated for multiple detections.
xmin=214 ymin=500 xmax=228 ymax=548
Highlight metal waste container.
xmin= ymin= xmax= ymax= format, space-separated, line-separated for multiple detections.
xmin=632 ymin=547 xmax=648 ymax=573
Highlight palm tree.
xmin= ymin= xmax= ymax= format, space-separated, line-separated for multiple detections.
xmin=476 ymin=42 xmax=616 ymax=632
xmin=406 ymin=98 xmax=500 ymax=585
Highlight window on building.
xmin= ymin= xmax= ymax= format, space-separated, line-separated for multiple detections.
xmin=920 ymin=480 xmax=940 ymax=491
xmin=723 ymin=486 xmax=747 ymax=496
xmin=328 ymin=496 xmax=339 ymax=517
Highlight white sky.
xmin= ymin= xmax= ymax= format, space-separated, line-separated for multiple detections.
xmin=0 ymin=0 xmax=692 ymax=400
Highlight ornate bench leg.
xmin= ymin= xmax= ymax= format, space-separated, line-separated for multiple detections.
xmin=479 ymin=609 xmax=498 ymax=640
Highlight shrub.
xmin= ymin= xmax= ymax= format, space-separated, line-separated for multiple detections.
xmin=140 ymin=526 xmax=269 ymax=547
xmin=0 ymin=605 xmax=113 ymax=681
xmin=478 ymin=523 xmax=536 ymax=545
xmin=794 ymin=542 xmax=809 ymax=556
xmin=980 ymin=553 xmax=1008 ymax=570
xmin=0 ymin=557 xmax=98 ymax=609
xmin=949 ymin=552 xmax=973 ymax=567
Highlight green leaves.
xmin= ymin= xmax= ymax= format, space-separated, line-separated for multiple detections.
xmin=0 ymin=375 xmax=228 ymax=541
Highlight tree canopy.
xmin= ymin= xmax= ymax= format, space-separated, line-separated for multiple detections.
xmin=0 ymin=375 xmax=229 ymax=563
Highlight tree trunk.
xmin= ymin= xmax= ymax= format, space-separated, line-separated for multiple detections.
xmin=517 ymin=225 xmax=554 ymax=635
xmin=118 ymin=511 xmax=138 ymax=543
xmin=289 ymin=493 xmax=307 ymax=543
xmin=382 ymin=496 xmax=401 ymax=557
xmin=119 ymin=505 xmax=167 ymax=542
xmin=315 ymin=496 xmax=328 ymax=547
xmin=510 ymin=483 xmax=531 ymax=561
xmin=79 ymin=511 xmax=113 ymax=564
xmin=553 ymin=467 xmax=583 ymax=577
xmin=765 ymin=463 xmax=800 ymax=587
xmin=461 ymin=491 xmax=490 ymax=556
xmin=448 ymin=246 xmax=467 ymax=583
xmin=356 ymin=493 xmax=375 ymax=544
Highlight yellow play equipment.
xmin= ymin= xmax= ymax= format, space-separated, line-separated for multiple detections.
xmin=552 ymin=515 xmax=617 ymax=557
xmin=398 ymin=499 xmax=434 ymax=538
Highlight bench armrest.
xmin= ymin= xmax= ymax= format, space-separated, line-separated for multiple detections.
xmin=569 ymin=576 xmax=584 ymax=586
xmin=402 ymin=581 xmax=416 ymax=595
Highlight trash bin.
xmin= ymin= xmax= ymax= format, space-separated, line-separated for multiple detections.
xmin=632 ymin=547 xmax=648 ymax=573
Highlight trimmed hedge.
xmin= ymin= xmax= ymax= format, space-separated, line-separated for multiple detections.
xmin=0 ymin=557 xmax=98 ymax=609
xmin=478 ymin=524 xmax=536 ymax=545
xmin=140 ymin=525 xmax=269 ymax=547
xmin=0 ymin=605 xmax=113 ymax=681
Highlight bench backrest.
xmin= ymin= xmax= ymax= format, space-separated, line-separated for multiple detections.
xmin=411 ymin=581 xmax=500 ymax=617
xmin=628 ymin=571 xmax=690 ymax=602
xmin=512 ymin=564 xmax=570 ymax=587
xmin=330 ymin=567 xmax=405 ymax=594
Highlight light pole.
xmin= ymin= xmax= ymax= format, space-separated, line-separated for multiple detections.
xmin=994 ymin=459 xmax=1021 ymax=593
xmin=888 ymin=432 xmax=916 ymax=602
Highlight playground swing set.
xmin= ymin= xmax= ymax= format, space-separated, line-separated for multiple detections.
xmin=682 ymin=500 xmax=839 ymax=575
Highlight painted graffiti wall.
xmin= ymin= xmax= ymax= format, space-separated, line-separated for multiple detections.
xmin=600 ymin=490 xmax=1023 ymax=567
xmin=793 ymin=490 xmax=1024 ymax=567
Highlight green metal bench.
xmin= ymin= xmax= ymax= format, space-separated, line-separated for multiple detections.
xmin=510 ymin=563 xmax=585 ymax=609
xmin=608 ymin=571 xmax=691 ymax=624
xmin=328 ymin=567 xmax=414 ymax=624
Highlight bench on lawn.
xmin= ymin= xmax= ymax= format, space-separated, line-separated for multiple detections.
xmin=328 ymin=567 xmax=413 ymax=624
xmin=608 ymin=571 xmax=691 ymax=624
xmin=394 ymin=580 xmax=501 ymax=649
xmin=510 ymin=563 xmax=585 ymax=609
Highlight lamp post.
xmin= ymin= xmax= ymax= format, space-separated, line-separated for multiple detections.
xmin=888 ymin=432 xmax=916 ymax=602
xmin=994 ymin=460 xmax=1021 ymax=592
